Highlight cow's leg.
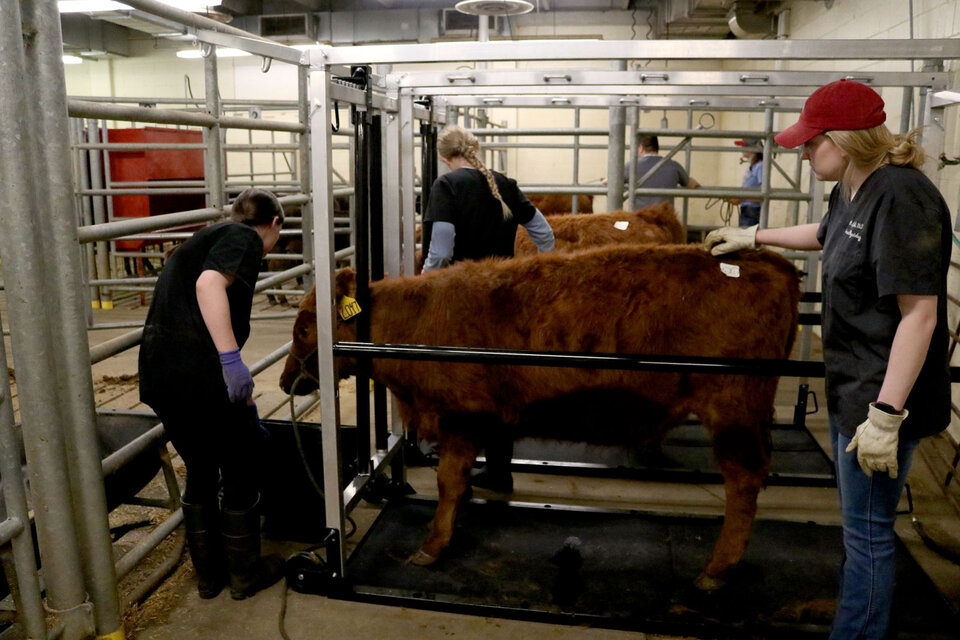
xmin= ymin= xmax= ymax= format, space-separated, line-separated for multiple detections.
xmin=409 ymin=428 xmax=478 ymax=566
xmin=698 ymin=425 xmax=771 ymax=591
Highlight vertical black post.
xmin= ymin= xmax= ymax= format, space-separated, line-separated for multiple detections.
xmin=352 ymin=66 xmax=372 ymax=476
xmin=792 ymin=383 xmax=809 ymax=431
xmin=369 ymin=114 xmax=389 ymax=452
xmin=419 ymin=98 xmax=436 ymax=258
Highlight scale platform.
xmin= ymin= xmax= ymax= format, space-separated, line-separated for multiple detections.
xmin=342 ymin=497 xmax=957 ymax=639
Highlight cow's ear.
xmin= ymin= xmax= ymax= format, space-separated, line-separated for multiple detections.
xmin=334 ymin=267 xmax=357 ymax=300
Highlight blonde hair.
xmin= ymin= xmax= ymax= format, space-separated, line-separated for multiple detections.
xmin=437 ymin=125 xmax=512 ymax=220
xmin=825 ymin=125 xmax=926 ymax=198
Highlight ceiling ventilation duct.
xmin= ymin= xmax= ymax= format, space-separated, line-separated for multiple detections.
xmin=727 ymin=1 xmax=774 ymax=39
xmin=259 ymin=13 xmax=318 ymax=44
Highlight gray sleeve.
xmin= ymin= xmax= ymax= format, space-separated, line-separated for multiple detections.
xmin=422 ymin=220 xmax=455 ymax=271
xmin=674 ymin=161 xmax=690 ymax=187
xmin=521 ymin=210 xmax=555 ymax=253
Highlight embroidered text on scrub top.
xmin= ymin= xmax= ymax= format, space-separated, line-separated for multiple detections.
xmin=844 ymin=220 xmax=864 ymax=242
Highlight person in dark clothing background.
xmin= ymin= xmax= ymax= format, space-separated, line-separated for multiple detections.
xmin=422 ymin=124 xmax=554 ymax=270
xmin=139 ymin=187 xmax=285 ymax=601
xmin=605 ymin=135 xmax=700 ymax=211
xmin=421 ymin=124 xmax=555 ymax=493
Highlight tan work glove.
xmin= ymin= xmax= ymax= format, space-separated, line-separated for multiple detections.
xmin=845 ymin=403 xmax=908 ymax=478
xmin=703 ymin=224 xmax=758 ymax=256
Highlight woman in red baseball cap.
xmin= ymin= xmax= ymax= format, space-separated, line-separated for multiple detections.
xmin=706 ymin=79 xmax=952 ymax=640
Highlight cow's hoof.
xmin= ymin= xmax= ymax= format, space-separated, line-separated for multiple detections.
xmin=407 ymin=549 xmax=438 ymax=566
xmin=694 ymin=571 xmax=726 ymax=591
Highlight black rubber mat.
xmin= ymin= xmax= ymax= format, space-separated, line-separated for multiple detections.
xmin=508 ymin=421 xmax=836 ymax=487
xmin=344 ymin=497 xmax=957 ymax=639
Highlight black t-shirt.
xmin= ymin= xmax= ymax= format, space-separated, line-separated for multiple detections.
xmin=423 ymin=167 xmax=537 ymax=262
xmin=139 ymin=222 xmax=263 ymax=405
xmin=816 ymin=164 xmax=951 ymax=439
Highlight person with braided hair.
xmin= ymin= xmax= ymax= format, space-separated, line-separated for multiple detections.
xmin=422 ymin=125 xmax=555 ymax=493
xmin=422 ymin=124 xmax=554 ymax=271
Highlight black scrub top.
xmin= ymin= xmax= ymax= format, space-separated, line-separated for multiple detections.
xmin=139 ymin=222 xmax=264 ymax=406
xmin=423 ymin=167 xmax=537 ymax=262
xmin=816 ymin=164 xmax=951 ymax=439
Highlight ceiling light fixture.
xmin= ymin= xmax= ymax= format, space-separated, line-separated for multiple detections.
xmin=454 ymin=0 xmax=534 ymax=16
xmin=58 ymin=1 xmax=222 ymax=14
xmin=176 ymin=47 xmax=251 ymax=59
xmin=62 ymin=54 xmax=84 ymax=64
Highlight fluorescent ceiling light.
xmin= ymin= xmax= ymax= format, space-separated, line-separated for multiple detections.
xmin=177 ymin=47 xmax=251 ymax=59
xmin=59 ymin=1 xmax=129 ymax=12
xmin=58 ymin=1 xmax=222 ymax=13
xmin=62 ymin=54 xmax=84 ymax=64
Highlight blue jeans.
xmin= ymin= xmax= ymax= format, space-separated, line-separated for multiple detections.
xmin=739 ymin=204 xmax=760 ymax=228
xmin=829 ymin=418 xmax=918 ymax=640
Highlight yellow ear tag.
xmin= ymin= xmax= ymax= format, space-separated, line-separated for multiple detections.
xmin=338 ymin=296 xmax=362 ymax=320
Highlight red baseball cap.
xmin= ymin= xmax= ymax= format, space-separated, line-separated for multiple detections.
xmin=774 ymin=79 xmax=886 ymax=148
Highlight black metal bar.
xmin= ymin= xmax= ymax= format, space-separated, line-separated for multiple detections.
xmin=334 ymin=341 xmax=827 ymax=378
xmin=800 ymin=291 xmax=822 ymax=303
xmin=351 ymin=66 xmax=372 ymax=476
xmin=419 ymin=99 xmax=437 ymax=259
xmin=792 ymin=383 xmax=810 ymax=432
xmin=798 ymin=313 xmax=821 ymax=325
xmin=369 ymin=114 xmax=389 ymax=452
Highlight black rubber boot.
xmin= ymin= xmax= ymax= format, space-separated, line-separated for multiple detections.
xmin=471 ymin=435 xmax=515 ymax=493
xmin=181 ymin=500 xmax=227 ymax=599
xmin=221 ymin=495 xmax=284 ymax=600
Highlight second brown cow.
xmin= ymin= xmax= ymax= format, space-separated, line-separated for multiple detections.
xmin=526 ymin=193 xmax=593 ymax=214
xmin=515 ymin=202 xmax=684 ymax=256
xmin=280 ymin=245 xmax=800 ymax=590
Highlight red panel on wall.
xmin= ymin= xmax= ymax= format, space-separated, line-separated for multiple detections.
xmin=106 ymin=127 xmax=206 ymax=250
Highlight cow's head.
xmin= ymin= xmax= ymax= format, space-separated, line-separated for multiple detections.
xmin=279 ymin=267 xmax=360 ymax=395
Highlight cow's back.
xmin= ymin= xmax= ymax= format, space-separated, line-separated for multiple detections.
xmin=527 ymin=194 xmax=594 ymax=215
xmin=370 ymin=245 xmax=800 ymax=429
xmin=515 ymin=204 xmax=683 ymax=256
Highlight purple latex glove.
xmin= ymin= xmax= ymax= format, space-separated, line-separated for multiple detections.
xmin=218 ymin=348 xmax=254 ymax=403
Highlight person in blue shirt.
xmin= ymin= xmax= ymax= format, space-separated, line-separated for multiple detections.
xmin=736 ymin=138 xmax=764 ymax=227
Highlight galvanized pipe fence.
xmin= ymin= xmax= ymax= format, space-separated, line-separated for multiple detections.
xmin=0 ymin=1 xmax=342 ymax=636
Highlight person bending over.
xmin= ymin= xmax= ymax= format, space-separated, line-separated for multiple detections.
xmin=139 ymin=188 xmax=285 ymax=601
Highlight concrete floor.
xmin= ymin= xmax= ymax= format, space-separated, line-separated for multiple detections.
xmin=7 ymin=287 xmax=960 ymax=639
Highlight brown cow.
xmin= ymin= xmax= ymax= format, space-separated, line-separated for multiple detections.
xmin=279 ymin=245 xmax=800 ymax=590
xmin=526 ymin=193 xmax=593 ymax=214
xmin=515 ymin=202 xmax=683 ymax=256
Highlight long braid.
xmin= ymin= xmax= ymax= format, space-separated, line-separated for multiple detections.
xmin=438 ymin=125 xmax=513 ymax=221
xmin=462 ymin=146 xmax=513 ymax=221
